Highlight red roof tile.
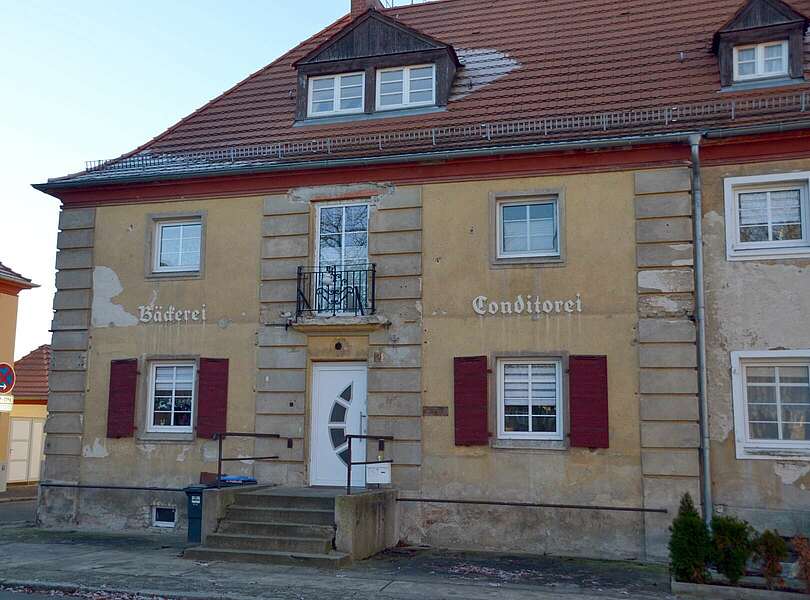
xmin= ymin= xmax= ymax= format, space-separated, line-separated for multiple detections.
xmin=13 ymin=345 xmax=50 ymax=400
xmin=46 ymin=0 xmax=810 ymax=184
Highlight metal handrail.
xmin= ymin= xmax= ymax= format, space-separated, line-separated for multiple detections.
xmin=296 ymin=264 xmax=376 ymax=318
xmin=345 ymin=434 xmax=394 ymax=495
xmin=213 ymin=432 xmax=280 ymax=489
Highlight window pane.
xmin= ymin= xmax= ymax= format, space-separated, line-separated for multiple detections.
xmin=313 ymin=101 xmax=334 ymax=113
xmin=747 ymin=385 xmax=776 ymax=404
xmin=410 ymin=77 xmax=433 ymax=92
xmin=174 ymin=412 xmax=192 ymax=427
xmin=738 ymin=47 xmax=756 ymax=62
xmin=503 ymin=236 xmax=528 ymax=252
xmin=505 ymin=416 xmax=529 ymax=432
xmin=160 ymin=238 xmax=180 ymax=254
xmin=176 ymin=366 xmax=194 ymax=382
xmin=771 ymin=190 xmax=801 ymax=223
xmin=340 ymin=97 xmax=362 ymax=110
xmin=503 ymin=221 xmax=526 ymax=238
xmin=340 ymin=74 xmax=362 ymax=88
xmin=740 ymin=226 xmax=769 ymax=242
xmin=532 ymin=417 xmax=557 ymax=432
xmin=750 ymin=422 xmax=779 ymax=440
xmin=782 ymin=386 xmax=810 ymax=404
xmin=161 ymin=225 xmax=182 ymax=240
xmin=748 ymin=404 xmax=778 ymax=422
xmin=529 ymin=203 xmax=555 ymax=220
xmin=381 ymin=80 xmax=403 ymax=94
xmin=782 ymin=404 xmax=810 ymax=424
xmin=345 ymin=231 xmax=368 ymax=250
xmin=320 ymin=208 xmax=342 ymax=234
xmin=773 ymin=224 xmax=803 ymax=241
xmin=155 ymin=367 xmax=175 ymax=382
xmin=380 ymin=70 xmax=403 ymax=84
xmin=409 ymin=67 xmax=433 ymax=80
xmin=154 ymin=397 xmax=173 ymax=412
xmin=409 ymin=90 xmax=432 ymax=103
xmin=345 ymin=206 xmax=368 ymax=232
xmin=379 ymin=94 xmax=402 ymax=107
xmin=312 ymin=89 xmax=334 ymax=102
xmin=764 ymin=44 xmax=783 ymax=59
xmin=502 ymin=205 xmax=526 ymax=222
xmin=747 ymin=367 xmax=776 ymax=384
xmin=153 ymin=413 xmax=172 ymax=427
xmin=312 ymin=78 xmax=334 ymax=92
xmin=783 ymin=423 xmax=810 ymax=441
xmin=781 ymin=366 xmax=809 ymax=384
xmin=739 ymin=193 xmax=768 ymax=225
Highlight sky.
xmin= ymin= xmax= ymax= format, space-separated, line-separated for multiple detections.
xmin=0 ymin=0 xmax=360 ymax=360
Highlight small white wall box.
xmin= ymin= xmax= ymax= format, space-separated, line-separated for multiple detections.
xmin=153 ymin=506 xmax=177 ymax=528
xmin=366 ymin=462 xmax=391 ymax=484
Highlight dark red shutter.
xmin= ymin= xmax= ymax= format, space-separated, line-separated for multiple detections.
xmin=197 ymin=358 xmax=229 ymax=439
xmin=453 ymin=356 xmax=489 ymax=446
xmin=569 ymin=355 xmax=609 ymax=449
xmin=107 ymin=359 xmax=138 ymax=438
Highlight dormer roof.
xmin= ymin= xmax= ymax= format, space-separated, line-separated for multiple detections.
xmin=294 ymin=8 xmax=459 ymax=67
xmin=714 ymin=0 xmax=808 ymax=49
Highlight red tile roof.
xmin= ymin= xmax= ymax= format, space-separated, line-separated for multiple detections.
xmin=13 ymin=345 xmax=50 ymax=400
xmin=0 ymin=260 xmax=35 ymax=289
xmin=46 ymin=0 xmax=810 ymax=185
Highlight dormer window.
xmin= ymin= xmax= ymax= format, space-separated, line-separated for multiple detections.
xmin=308 ymin=72 xmax=365 ymax=117
xmin=294 ymin=9 xmax=459 ymax=122
xmin=733 ymin=40 xmax=788 ymax=81
xmin=714 ymin=0 xmax=807 ymax=89
xmin=376 ymin=65 xmax=436 ymax=111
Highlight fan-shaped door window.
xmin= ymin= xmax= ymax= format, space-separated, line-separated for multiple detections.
xmin=328 ymin=384 xmax=353 ymax=466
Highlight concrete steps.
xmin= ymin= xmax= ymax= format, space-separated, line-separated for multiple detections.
xmin=184 ymin=487 xmax=349 ymax=567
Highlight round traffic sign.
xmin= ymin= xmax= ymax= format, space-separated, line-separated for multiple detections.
xmin=0 ymin=363 xmax=15 ymax=394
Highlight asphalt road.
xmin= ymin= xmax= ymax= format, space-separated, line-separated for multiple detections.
xmin=0 ymin=500 xmax=35 ymax=524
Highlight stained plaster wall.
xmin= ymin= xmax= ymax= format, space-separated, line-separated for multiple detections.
xmin=0 ymin=291 xmax=20 ymax=490
xmin=702 ymin=158 xmax=810 ymax=535
xmin=408 ymin=172 xmax=648 ymax=560
xmin=39 ymin=196 xmax=262 ymax=530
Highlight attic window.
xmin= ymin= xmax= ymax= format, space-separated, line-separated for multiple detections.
xmin=376 ymin=65 xmax=436 ymax=110
xmin=308 ymin=72 xmax=365 ymax=117
xmin=733 ymin=40 xmax=788 ymax=81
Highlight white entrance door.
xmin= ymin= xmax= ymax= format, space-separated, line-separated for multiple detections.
xmin=8 ymin=418 xmax=45 ymax=483
xmin=310 ymin=363 xmax=368 ymax=487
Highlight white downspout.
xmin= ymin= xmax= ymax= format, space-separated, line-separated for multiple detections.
xmin=689 ymin=134 xmax=713 ymax=525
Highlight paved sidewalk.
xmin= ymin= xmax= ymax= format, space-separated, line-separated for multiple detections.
xmin=0 ymin=485 xmax=37 ymax=503
xmin=0 ymin=527 xmax=675 ymax=600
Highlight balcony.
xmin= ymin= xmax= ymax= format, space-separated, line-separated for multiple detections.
xmin=296 ymin=264 xmax=376 ymax=318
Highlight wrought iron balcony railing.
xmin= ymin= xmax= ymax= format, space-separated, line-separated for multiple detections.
xmin=296 ymin=264 xmax=376 ymax=318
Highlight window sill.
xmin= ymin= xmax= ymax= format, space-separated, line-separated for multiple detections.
xmin=727 ymin=246 xmax=810 ymax=261
xmin=491 ymin=438 xmax=568 ymax=451
xmin=491 ymin=256 xmax=566 ymax=269
xmin=296 ymin=105 xmax=445 ymax=127
xmin=736 ymin=443 xmax=810 ymax=461
xmin=721 ymin=77 xmax=806 ymax=92
xmin=146 ymin=271 xmax=203 ymax=281
xmin=137 ymin=431 xmax=196 ymax=443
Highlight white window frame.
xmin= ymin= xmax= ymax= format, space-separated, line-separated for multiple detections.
xmin=153 ymin=219 xmax=202 ymax=274
xmin=496 ymin=197 xmax=561 ymax=259
xmin=731 ymin=350 xmax=810 ymax=461
xmin=152 ymin=505 xmax=177 ymax=528
xmin=307 ymin=72 xmax=365 ymax=118
xmin=496 ymin=358 xmax=564 ymax=441
xmin=733 ymin=40 xmax=789 ymax=82
xmin=146 ymin=362 xmax=196 ymax=434
xmin=724 ymin=172 xmax=810 ymax=260
xmin=375 ymin=64 xmax=436 ymax=111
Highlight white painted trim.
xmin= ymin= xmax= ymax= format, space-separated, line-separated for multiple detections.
xmin=153 ymin=219 xmax=202 ymax=273
xmin=495 ymin=196 xmax=561 ymax=259
xmin=496 ymin=358 xmax=564 ymax=441
xmin=723 ymin=172 xmax=810 ymax=261
xmin=731 ymin=349 xmax=810 ymax=461
xmin=307 ymin=72 xmax=366 ymax=118
xmin=375 ymin=64 xmax=436 ymax=111
xmin=146 ymin=361 xmax=196 ymax=434
xmin=733 ymin=40 xmax=788 ymax=82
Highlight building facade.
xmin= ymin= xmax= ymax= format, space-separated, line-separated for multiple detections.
xmin=9 ymin=345 xmax=50 ymax=484
xmin=0 ymin=261 xmax=37 ymax=492
xmin=35 ymin=0 xmax=810 ymax=561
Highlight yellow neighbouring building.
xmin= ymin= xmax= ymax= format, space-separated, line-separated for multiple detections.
xmin=0 ymin=261 xmax=37 ymax=492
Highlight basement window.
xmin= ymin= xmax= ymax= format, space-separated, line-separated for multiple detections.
xmin=153 ymin=506 xmax=177 ymax=528
xmin=732 ymin=350 xmax=810 ymax=460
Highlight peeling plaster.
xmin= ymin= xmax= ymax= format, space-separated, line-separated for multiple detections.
xmin=450 ymin=48 xmax=521 ymax=101
xmin=176 ymin=446 xmax=191 ymax=463
xmin=288 ymin=183 xmax=395 ymax=204
xmin=91 ymin=266 xmax=139 ymax=328
xmin=202 ymin=441 xmax=219 ymax=462
xmin=774 ymin=463 xmax=810 ymax=486
xmin=82 ymin=438 xmax=109 ymax=458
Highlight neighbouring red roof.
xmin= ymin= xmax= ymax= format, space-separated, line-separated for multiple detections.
xmin=43 ymin=0 xmax=810 ymax=186
xmin=0 ymin=260 xmax=36 ymax=290
xmin=13 ymin=345 xmax=50 ymax=400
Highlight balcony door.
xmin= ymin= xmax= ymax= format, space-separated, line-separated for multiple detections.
xmin=315 ymin=203 xmax=369 ymax=314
